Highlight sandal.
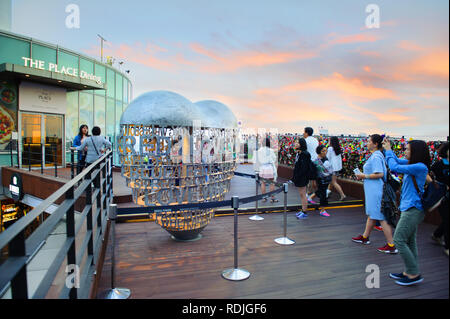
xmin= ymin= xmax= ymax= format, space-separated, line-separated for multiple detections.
xmin=270 ymin=198 xmax=279 ymax=203
xmin=262 ymin=198 xmax=268 ymax=203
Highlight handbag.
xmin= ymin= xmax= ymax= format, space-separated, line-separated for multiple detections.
xmin=379 ymin=158 xmax=400 ymax=226
xmin=412 ymin=174 xmax=447 ymax=213
xmin=381 ymin=174 xmax=400 ymax=227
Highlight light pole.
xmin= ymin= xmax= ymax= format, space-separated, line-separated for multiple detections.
xmin=97 ymin=34 xmax=107 ymax=63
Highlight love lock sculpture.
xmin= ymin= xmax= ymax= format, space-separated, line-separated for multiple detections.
xmin=118 ymin=91 xmax=238 ymax=241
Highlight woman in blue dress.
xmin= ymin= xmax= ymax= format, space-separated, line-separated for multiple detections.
xmin=351 ymin=134 xmax=397 ymax=254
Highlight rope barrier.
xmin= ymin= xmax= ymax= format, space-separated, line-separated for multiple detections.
xmin=116 ymin=171 xmax=285 ymax=215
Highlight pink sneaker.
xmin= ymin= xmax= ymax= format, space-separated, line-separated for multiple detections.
xmin=320 ymin=210 xmax=330 ymax=217
xmin=307 ymin=195 xmax=317 ymax=204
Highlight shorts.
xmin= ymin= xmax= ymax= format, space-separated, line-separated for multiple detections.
xmin=332 ymin=169 xmax=342 ymax=176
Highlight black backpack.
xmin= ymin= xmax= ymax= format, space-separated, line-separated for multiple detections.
xmin=412 ymin=174 xmax=447 ymax=213
xmin=307 ymin=153 xmax=318 ymax=180
xmin=381 ymin=168 xmax=400 ymax=227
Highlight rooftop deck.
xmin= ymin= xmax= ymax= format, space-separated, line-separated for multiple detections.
xmin=94 ymin=166 xmax=449 ymax=299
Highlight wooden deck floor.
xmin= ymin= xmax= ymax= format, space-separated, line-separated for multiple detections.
xmin=96 ymin=206 xmax=449 ymax=299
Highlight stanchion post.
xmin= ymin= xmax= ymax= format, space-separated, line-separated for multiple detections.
xmin=249 ymin=172 xmax=264 ymax=221
xmin=28 ymin=144 xmax=31 ymax=171
xmin=54 ymin=143 xmax=57 ymax=177
xmin=40 ymin=143 xmax=44 ymax=174
xmin=70 ymin=149 xmax=75 ymax=179
xmin=222 ymin=196 xmax=251 ymax=281
xmin=274 ymin=183 xmax=295 ymax=246
xmin=99 ymin=204 xmax=131 ymax=299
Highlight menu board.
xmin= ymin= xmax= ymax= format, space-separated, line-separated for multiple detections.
xmin=0 ymin=80 xmax=18 ymax=152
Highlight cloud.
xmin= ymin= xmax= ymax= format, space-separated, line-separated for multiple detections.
xmin=405 ymin=50 xmax=449 ymax=79
xmin=85 ymin=38 xmax=319 ymax=74
xmin=347 ymin=103 xmax=416 ymax=124
xmin=325 ymin=33 xmax=380 ymax=46
xmin=397 ymin=40 xmax=425 ymax=52
xmin=83 ymin=42 xmax=175 ymax=70
xmin=189 ymin=42 xmax=317 ymax=73
xmin=256 ymin=72 xmax=397 ymax=101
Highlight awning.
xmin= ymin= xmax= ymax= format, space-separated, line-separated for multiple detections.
xmin=0 ymin=63 xmax=106 ymax=91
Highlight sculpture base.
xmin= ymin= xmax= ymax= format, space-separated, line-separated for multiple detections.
xmin=171 ymin=234 xmax=203 ymax=242
xmin=165 ymin=227 xmax=206 ymax=241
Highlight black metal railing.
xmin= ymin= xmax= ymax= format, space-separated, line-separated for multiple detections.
xmin=0 ymin=150 xmax=114 ymax=299
xmin=15 ymin=143 xmax=64 ymax=178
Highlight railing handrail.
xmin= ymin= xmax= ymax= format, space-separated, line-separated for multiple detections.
xmin=0 ymin=150 xmax=112 ymax=251
xmin=0 ymin=150 xmax=114 ymax=299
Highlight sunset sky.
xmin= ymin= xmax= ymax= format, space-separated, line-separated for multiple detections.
xmin=11 ymin=0 xmax=449 ymax=140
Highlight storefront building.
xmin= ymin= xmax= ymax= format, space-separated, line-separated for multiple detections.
xmin=0 ymin=29 xmax=133 ymax=171
xmin=0 ymin=29 xmax=132 ymax=233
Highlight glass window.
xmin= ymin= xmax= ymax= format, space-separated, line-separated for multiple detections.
xmin=116 ymin=73 xmax=123 ymax=102
xmin=123 ymin=79 xmax=128 ymax=103
xmin=106 ymin=69 xmax=115 ymax=98
xmin=129 ymin=81 xmax=132 ymax=101
xmin=32 ymin=43 xmax=56 ymax=65
xmin=94 ymin=63 xmax=106 ymax=96
xmin=80 ymin=58 xmax=94 ymax=94
xmin=65 ymin=92 xmax=79 ymax=145
xmin=106 ymin=98 xmax=115 ymax=141
xmin=0 ymin=36 xmax=30 ymax=65
xmin=115 ymin=100 xmax=122 ymax=135
xmin=80 ymin=58 xmax=94 ymax=75
xmin=94 ymin=95 xmax=106 ymax=136
xmin=58 ymin=50 xmax=79 ymax=73
xmin=79 ymin=92 xmax=93 ymax=132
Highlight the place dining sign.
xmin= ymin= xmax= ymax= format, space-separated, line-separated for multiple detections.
xmin=21 ymin=57 xmax=103 ymax=85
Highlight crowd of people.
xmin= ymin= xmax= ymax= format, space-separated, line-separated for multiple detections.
xmin=72 ymin=123 xmax=448 ymax=288
xmin=251 ymin=126 xmax=449 ymax=287
xmin=278 ymin=134 xmax=445 ymax=180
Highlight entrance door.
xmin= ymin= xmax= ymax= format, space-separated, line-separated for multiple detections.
xmin=20 ymin=113 xmax=64 ymax=168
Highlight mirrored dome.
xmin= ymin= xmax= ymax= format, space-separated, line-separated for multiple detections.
xmin=120 ymin=90 xmax=203 ymax=127
xmin=194 ymin=100 xmax=238 ymax=129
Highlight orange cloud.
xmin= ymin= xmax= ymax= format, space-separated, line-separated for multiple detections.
xmin=325 ymin=33 xmax=379 ymax=46
xmin=397 ymin=40 xmax=425 ymax=52
xmin=347 ymin=103 xmax=415 ymax=124
xmin=189 ymin=43 xmax=317 ymax=72
xmin=423 ymin=105 xmax=442 ymax=109
xmin=256 ymin=72 xmax=397 ymax=101
xmin=84 ymin=42 xmax=175 ymax=70
xmin=407 ymin=50 xmax=449 ymax=78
